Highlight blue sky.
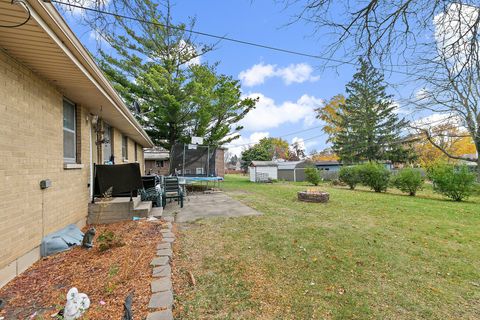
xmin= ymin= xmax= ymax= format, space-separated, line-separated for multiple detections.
xmin=60 ymin=0 xmax=424 ymax=156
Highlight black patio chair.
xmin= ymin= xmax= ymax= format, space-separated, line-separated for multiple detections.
xmin=139 ymin=175 xmax=162 ymax=207
xmin=162 ymin=176 xmax=184 ymax=208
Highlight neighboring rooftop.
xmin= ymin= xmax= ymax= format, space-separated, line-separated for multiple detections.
xmin=144 ymin=147 xmax=170 ymax=160
xmin=250 ymin=161 xmax=278 ymax=167
xmin=315 ymin=161 xmax=341 ymax=166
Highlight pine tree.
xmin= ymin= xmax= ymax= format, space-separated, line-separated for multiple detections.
xmin=333 ymin=58 xmax=408 ymax=163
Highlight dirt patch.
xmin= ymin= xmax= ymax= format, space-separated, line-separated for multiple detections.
xmin=0 ymin=220 xmax=163 ymax=319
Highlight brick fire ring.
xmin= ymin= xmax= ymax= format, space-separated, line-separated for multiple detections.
xmin=297 ymin=191 xmax=330 ymax=203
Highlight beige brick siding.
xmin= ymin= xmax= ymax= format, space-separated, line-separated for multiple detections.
xmin=137 ymin=143 xmax=145 ymax=174
xmin=215 ymin=149 xmax=225 ymax=177
xmin=145 ymin=159 xmax=170 ymax=175
xmin=0 ymin=50 xmax=90 ymax=270
xmin=0 ymin=49 xmax=149 ymax=285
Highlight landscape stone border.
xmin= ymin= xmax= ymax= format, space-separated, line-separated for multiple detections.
xmin=147 ymin=216 xmax=175 ymax=320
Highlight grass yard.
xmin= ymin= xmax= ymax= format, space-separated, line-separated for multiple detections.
xmin=173 ymin=174 xmax=480 ymax=320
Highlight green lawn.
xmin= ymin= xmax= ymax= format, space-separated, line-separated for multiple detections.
xmin=173 ymin=175 xmax=480 ymax=320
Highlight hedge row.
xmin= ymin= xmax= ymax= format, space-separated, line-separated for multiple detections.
xmin=338 ymin=163 xmax=477 ymax=201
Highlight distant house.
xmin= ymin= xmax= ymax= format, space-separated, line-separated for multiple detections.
xmin=144 ymin=147 xmax=170 ymax=175
xmin=277 ymin=160 xmax=315 ymax=182
xmin=249 ymin=161 xmax=278 ymax=182
xmin=315 ymin=161 xmax=343 ymax=171
xmin=459 ymin=153 xmax=478 ymax=168
xmin=315 ymin=161 xmax=394 ymax=171
xmin=0 ymin=1 xmax=153 ymax=288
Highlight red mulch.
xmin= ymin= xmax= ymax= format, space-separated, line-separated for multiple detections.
xmin=0 ymin=220 xmax=163 ymax=319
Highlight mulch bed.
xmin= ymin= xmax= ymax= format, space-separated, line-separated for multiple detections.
xmin=0 ymin=220 xmax=163 ymax=319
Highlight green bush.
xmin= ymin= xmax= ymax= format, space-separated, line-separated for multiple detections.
xmin=428 ymin=164 xmax=477 ymax=201
xmin=97 ymin=230 xmax=125 ymax=252
xmin=305 ymin=166 xmax=321 ymax=186
xmin=338 ymin=166 xmax=361 ymax=190
xmin=391 ymin=168 xmax=424 ymax=196
xmin=358 ymin=162 xmax=391 ymax=193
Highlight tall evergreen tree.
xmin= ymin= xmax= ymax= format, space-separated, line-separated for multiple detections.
xmin=333 ymin=59 xmax=408 ymax=163
xmin=97 ymin=0 xmax=256 ymax=150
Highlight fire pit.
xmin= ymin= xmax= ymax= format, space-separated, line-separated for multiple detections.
xmin=297 ymin=190 xmax=330 ymax=203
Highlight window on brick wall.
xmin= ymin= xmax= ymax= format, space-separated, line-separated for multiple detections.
xmin=134 ymin=142 xmax=138 ymax=162
xmin=122 ymin=135 xmax=128 ymax=161
xmin=103 ymin=123 xmax=113 ymax=163
xmin=63 ymin=99 xmax=76 ymax=163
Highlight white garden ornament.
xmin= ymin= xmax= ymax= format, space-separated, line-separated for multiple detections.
xmin=64 ymin=287 xmax=90 ymax=320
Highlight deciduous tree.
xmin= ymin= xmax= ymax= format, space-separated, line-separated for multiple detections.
xmin=96 ymin=0 xmax=256 ymax=149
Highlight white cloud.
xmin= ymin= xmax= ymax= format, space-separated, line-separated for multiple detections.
xmin=238 ymin=63 xmax=320 ymax=87
xmin=89 ymin=29 xmax=109 ymax=45
xmin=238 ymin=63 xmax=276 ymax=86
xmin=225 ymin=131 xmax=270 ymax=156
xmin=178 ymin=40 xmax=201 ymax=66
xmin=414 ymin=88 xmax=430 ymax=101
xmin=411 ymin=113 xmax=463 ymax=129
xmin=68 ymin=0 xmax=110 ymax=16
xmin=277 ymin=63 xmax=320 ymax=85
xmin=239 ymin=93 xmax=323 ymax=131
xmin=291 ymin=137 xmax=306 ymax=150
xmin=434 ymin=3 xmax=480 ymax=67
xmin=391 ymin=100 xmax=412 ymax=115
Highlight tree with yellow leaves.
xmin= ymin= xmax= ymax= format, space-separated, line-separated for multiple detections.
xmin=412 ymin=124 xmax=476 ymax=168
xmin=314 ymin=94 xmax=345 ymax=142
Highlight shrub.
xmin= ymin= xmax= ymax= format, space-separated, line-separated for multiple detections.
xmin=358 ymin=162 xmax=391 ymax=193
xmin=97 ymin=230 xmax=125 ymax=252
xmin=330 ymin=179 xmax=347 ymax=187
xmin=428 ymin=164 xmax=476 ymax=201
xmin=305 ymin=166 xmax=321 ymax=186
xmin=338 ymin=166 xmax=361 ymax=190
xmin=391 ymin=168 xmax=424 ymax=196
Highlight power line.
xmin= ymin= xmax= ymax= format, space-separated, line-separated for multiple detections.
xmin=50 ymin=0 xmax=415 ymax=76
xmin=225 ymin=125 xmax=328 ymax=148
xmin=227 ymin=132 xmax=329 ymax=152
xmin=0 ymin=1 xmax=31 ymax=28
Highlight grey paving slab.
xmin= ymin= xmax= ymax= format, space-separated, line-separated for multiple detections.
xmin=146 ymin=309 xmax=173 ymax=320
xmin=150 ymin=256 xmax=169 ymax=267
xmin=151 ymin=277 xmax=172 ymax=292
xmin=157 ymin=242 xmax=171 ymax=250
xmin=157 ymin=248 xmax=173 ymax=257
xmin=165 ymin=192 xmax=262 ymax=223
xmin=162 ymin=216 xmax=175 ymax=222
xmin=159 ymin=229 xmax=171 ymax=233
xmin=162 ymin=237 xmax=174 ymax=243
xmin=148 ymin=290 xmax=174 ymax=309
xmin=161 ymin=232 xmax=175 ymax=238
xmin=153 ymin=265 xmax=172 ymax=277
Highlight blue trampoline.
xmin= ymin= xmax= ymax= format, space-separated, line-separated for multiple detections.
xmin=183 ymin=176 xmax=224 ymax=182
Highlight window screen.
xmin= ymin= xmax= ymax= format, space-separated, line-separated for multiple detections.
xmin=122 ymin=135 xmax=128 ymax=160
xmin=63 ymin=100 xmax=76 ymax=162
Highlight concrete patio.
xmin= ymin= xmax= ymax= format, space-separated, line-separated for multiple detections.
xmin=163 ymin=192 xmax=261 ymax=222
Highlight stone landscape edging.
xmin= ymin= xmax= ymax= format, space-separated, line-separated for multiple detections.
xmin=146 ymin=216 xmax=175 ymax=320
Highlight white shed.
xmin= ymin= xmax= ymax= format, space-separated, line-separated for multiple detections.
xmin=248 ymin=161 xmax=278 ymax=182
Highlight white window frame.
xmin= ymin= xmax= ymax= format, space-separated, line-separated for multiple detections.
xmin=63 ymin=99 xmax=76 ymax=163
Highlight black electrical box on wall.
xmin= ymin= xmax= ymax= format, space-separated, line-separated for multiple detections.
xmin=40 ymin=179 xmax=52 ymax=189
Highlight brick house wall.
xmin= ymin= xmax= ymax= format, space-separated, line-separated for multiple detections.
xmin=0 ymin=50 xmax=90 ymax=286
xmin=0 ymin=49 xmax=148 ymax=287
xmin=145 ymin=159 xmax=170 ymax=175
